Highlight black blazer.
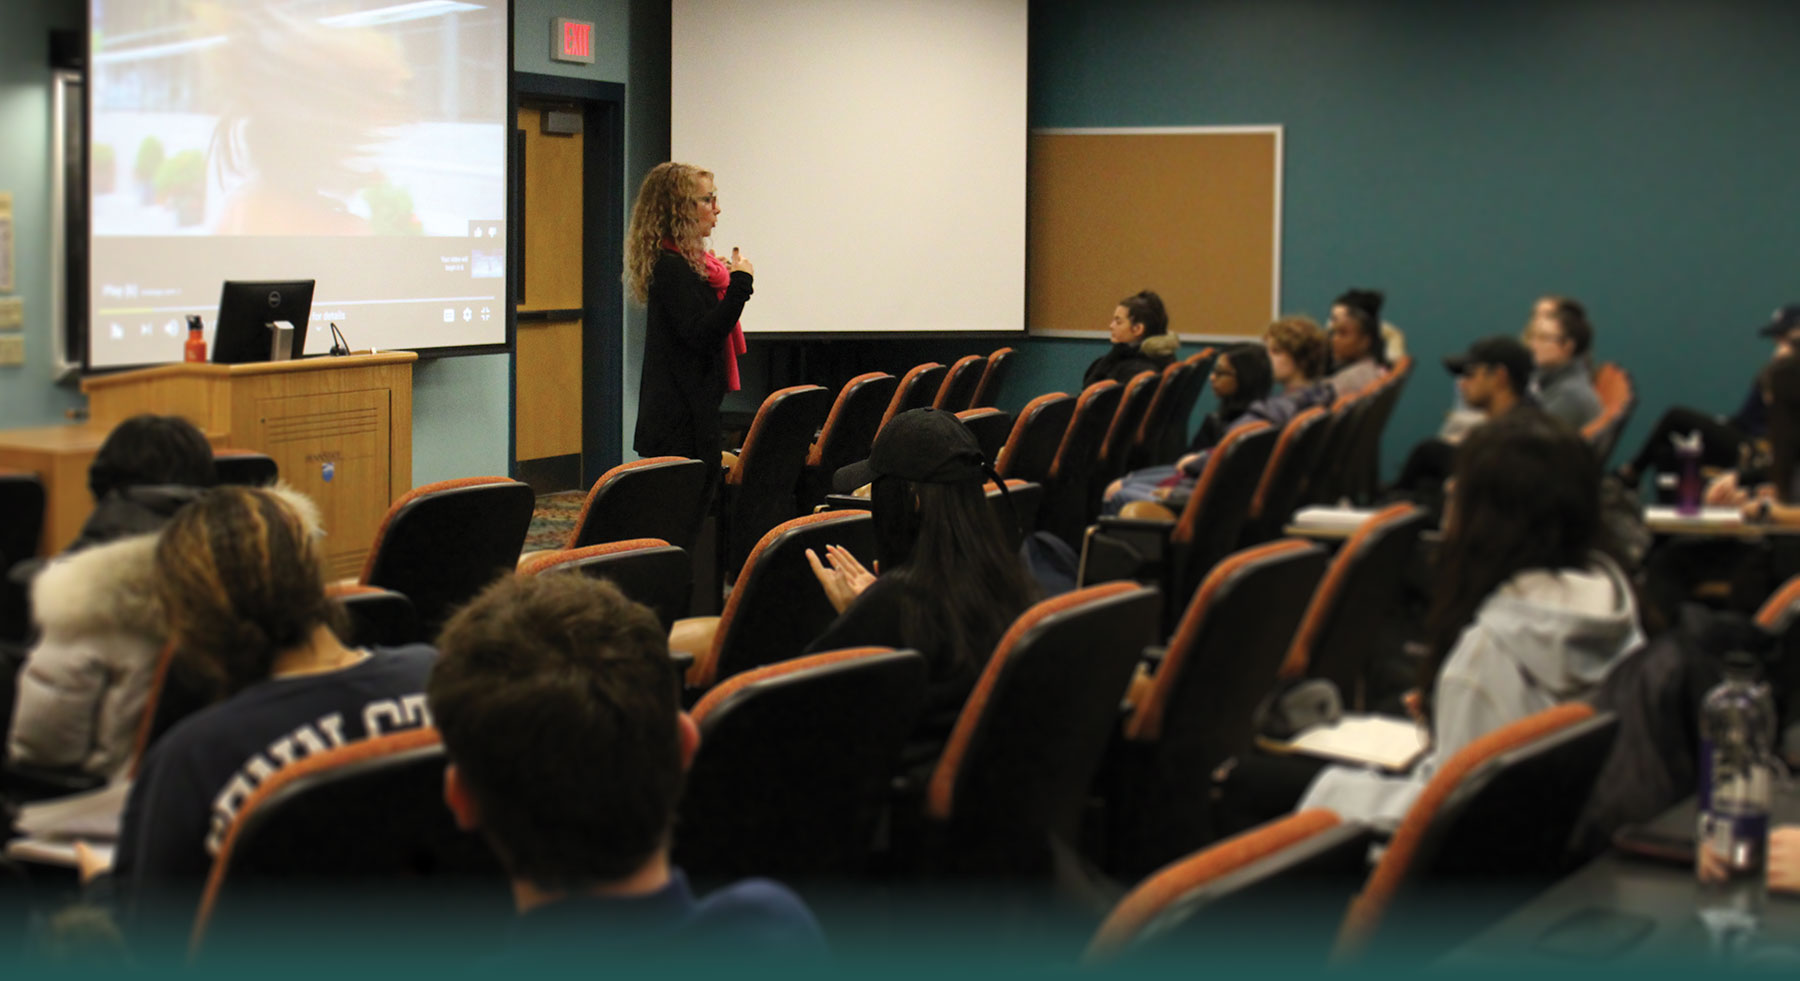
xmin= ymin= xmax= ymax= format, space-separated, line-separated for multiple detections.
xmin=633 ymin=252 xmax=753 ymax=462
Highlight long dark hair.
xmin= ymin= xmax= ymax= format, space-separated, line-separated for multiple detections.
xmin=869 ymin=475 xmax=1040 ymax=680
xmin=1191 ymin=344 xmax=1273 ymax=452
xmin=1217 ymin=343 xmax=1273 ymax=419
xmin=1420 ymin=409 xmax=1600 ymax=709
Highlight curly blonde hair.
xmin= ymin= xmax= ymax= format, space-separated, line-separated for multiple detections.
xmin=1265 ymin=315 xmax=1329 ymax=381
xmin=624 ymin=162 xmax=713 ymax=303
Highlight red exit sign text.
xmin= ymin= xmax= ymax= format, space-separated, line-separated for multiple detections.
xmin=552 ymin=18 xmax=596 ymax=65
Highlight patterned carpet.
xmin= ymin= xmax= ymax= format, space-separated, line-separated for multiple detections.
xmin=525 ymin=490 xmax=585 ymax=552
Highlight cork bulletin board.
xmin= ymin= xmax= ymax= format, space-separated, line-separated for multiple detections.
xmin=1027 ymin=127 xmax=1281 ymax=340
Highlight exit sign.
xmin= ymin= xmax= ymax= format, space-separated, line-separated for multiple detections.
xmin=552 ymin=18 xmax=595 ymax=64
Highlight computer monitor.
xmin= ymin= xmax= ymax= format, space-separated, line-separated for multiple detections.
xmin=212 ymin=280 xmax=315 ymax=364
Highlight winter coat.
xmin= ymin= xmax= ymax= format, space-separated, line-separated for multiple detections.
xmin=8 ymin=534 xmax=165 ymax=779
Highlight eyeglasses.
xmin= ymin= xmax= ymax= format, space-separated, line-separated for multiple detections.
xmin=1212 ymin=366 xmax=1237 ymax=378
xmin=695 ymin=193 xmax=718 ymax=206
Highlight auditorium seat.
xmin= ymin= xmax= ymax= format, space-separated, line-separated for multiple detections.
xmin=1154 ymin=350 xmax=1221 ymax=464
xmin=677 ymin=647 xmax=928 ymax=882
xmin=130 ymin=641 xmax=218 ymax=778
xmin=1039 ymin=380 xmax=1123 ymax=546
xmin=1334 ymin=704 xmax=1618 ymax=963
xmin=1277 ymin=504 xmax=1428 ymax=709
xmin=1307 ymin=389 xmax=1374 ymax=507
xmin=210 ymin=448 xmax=278 ymax=487
xmin=358 ymin=477 xmax=535 ymax=634
xmin=801 ymin=372 xmax=898 ymax=510
xmin=1082 ymin=422 xmax=1279 ymax=627
xmin=1238 ymin=405 xmax=1333 ymax=547
xmin=327 ymin=583 xmax=421 ymax=648
xmin=678 ymin=510 xmax=877 ymax=692
xmin=1104 ymin=540 xmax=1328 ymax=877
xmin=878 ymin=363 xmax=948 ymax=433
xmin=1582 ymin=362 xmax=1636 ymax=463
xmin=1084 ymin=809 xmax=1371 ymax=964
xmin=969 ymin=346 xmax=1015 ymax=410
xmin=189 ymin=727 xmax=509 ymax=960
xmin=567 ymin=456 xmax=710 ymax=553
xmin=912 ymin=581 xmax=1158 ymax=877
xmin=954 ymin=407 xmax=1013 ymax=463
xmin=1127 ymin=352 xmax=1215 ymax=470
xmin=0 ymin=470 xmax=45 ymax=643
xmin=933 ymin=354 xmax=987 ymax=413
xmin=719 ymin=384 xmax=832 ymax=580
xmin=988 ymin=478 xmax=1042 ymax=553
xmin=994 ymin=392 xmax=1076 ymax=484
xmin=517 ymin=539 xmax=692 ymax=632
xmin=1343 ymin=356 xmax=1412 ymax=505
xmin=1090 ymin=369 xmax=1160 ymax=511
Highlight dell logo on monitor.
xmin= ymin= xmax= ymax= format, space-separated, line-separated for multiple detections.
xmin=267 ymin=291 xmax=282 ymax=308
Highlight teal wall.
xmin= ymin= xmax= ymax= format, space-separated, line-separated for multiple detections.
xmin=0 ymin=0 xmax=86 ymax=429
xmin=1025 ymin=0 xmax=1800 ymax=473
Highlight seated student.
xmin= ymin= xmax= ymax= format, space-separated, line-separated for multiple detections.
xmin=7 ymin=415 xmax=217 ymax=782
xmin=1391 ymin=336 xmax=1535 ymax=510
xmin=1325 ymin=288 xmax=1389 ymax=398
xmin=1528 ymin=298 xmax=1603 ymax=431
xmin=1619 ymin=304 xmax=1800 ymax=494
xmin=804 ymin=408 xmax=1039 ymax=731
xmin=429 ymin=573 xmax=824 ymax=960
xmin=47 ymin=414 xmax=216 ymax=560
xmin=1082 ymin=289 xmax=1179 ymax=388
xmin=1442 ymin=295 xmax=1559 ymax=443
xmin=102 ymin=486 xmax=436 ymax=930
xmin=1186 ymin=340 xmax=1276 ymax=455
xmin=1105 ymin=318 xmax=1334 ymax=513
xmin=1299 ymin=410 xmax=1642 ymax=830
xmin=1100 ymin=343 xmax=1270 ymax=513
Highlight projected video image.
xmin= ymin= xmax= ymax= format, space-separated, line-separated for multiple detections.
xmin=92 ymin=0 xmax=502 ymax=237
xmin=88 ymin=0 xmax=509 ymax=367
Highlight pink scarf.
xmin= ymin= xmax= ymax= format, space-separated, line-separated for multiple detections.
xmin=701 ymin=251 xmax=748 ymax=392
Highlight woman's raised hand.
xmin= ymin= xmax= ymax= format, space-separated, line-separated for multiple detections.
xmin=806 ymin=544 xmax=875 ymax=613
xmin=728 ymin=247 xmax=754 ymax=276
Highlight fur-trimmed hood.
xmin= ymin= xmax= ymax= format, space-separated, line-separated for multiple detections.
xmin=28 ymin=481 xmax=325 ymax=640
xmin=1141 ymin=334 xmax=1181 ymax=360
xmin=31 ymin=533 xmax=165 ymax=639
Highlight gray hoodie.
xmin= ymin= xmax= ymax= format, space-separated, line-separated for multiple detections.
xmin=1298 ymin=553 xmax=1643 ymax=831
xmin=1532 ymin=360 xmax=1603 ymax=432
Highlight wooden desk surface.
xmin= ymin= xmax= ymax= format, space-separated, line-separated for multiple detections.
xmin=0 ymin=423 xmax=117 ymax=452
xmin=79 ymin=350 xmax=418 ymax=393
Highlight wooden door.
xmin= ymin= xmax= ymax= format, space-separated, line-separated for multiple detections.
xmin=515 ymin=104 xmax=585 ymax=490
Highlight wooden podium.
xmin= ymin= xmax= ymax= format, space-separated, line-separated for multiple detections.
xmin=0 ymin=353 xmax=414 ymax=579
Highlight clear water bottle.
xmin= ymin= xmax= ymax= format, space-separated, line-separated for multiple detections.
xmin=1673 ymin=430 xmax=1704 ymax=516
xmin=1696 ymin=651 xmax=1776 ymax=951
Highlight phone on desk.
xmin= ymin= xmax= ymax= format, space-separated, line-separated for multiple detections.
xmin=1612 ymin=823 xmax=1696 ymax=866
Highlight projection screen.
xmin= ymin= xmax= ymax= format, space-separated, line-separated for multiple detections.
xmin=671 ymin=0 xmax=1028 ymax=336
xmin=86 ymin=0 xmax=509 ymax=368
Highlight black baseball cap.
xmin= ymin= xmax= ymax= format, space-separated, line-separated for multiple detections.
xmin=833 ymin=408 xmax=986 ymax=493
xmin=1444 ymin=335 xmax=1533 ymax=389
xmin=1756 ymin=304 xmax=1800 ymax=339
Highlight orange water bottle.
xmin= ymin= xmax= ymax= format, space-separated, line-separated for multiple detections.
xmin=184 ymin=315 xmax=207 ymax=363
